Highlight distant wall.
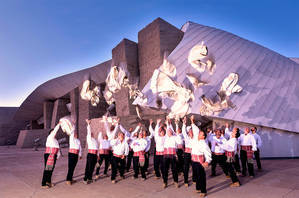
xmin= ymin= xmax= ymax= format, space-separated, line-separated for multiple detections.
xmin=213 ymin=118 xmax=299 ymax=158
xmin=0 ymin=107 xmax=27 ymax=145
xmin=16 ymin=129 xmax=49 ymax=148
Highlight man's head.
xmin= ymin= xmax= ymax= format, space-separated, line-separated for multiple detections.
xmin=118 ymin=132 xmax=125 ymax=141
xmin=103 ymin=134 xmax=108 ymax=140
xmin=138 ymin=132 xmax=143 ymax=139
xmin=251 ymin=127 xmax=257 ymax=134
xmin=110 ymin=125 xmax=115 ymax=132
xmin=177 ymin=128 xmax=182 ymax=134
xmin=129 ymin=127 xmax=133 ymax=132
xmin=198 ymin=130 xmax=207 ymax=140
xmin=244 ymin=127 xmax=250 ymax=135
xmin=215 ymin=129 xmax=221 ymax=138
xmin=142 ymin=130 xmax=147 ymax=138
xmin=159 ymin=128 xmax=166 ymax=136
xmin=74 ymin=132 xmax=78 ymax=139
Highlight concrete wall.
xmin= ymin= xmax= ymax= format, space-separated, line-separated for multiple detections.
xmin=16 ymin=129 xmax=49 ymax=148
xmin=213 ymin=118 xmax=299 ymax=158
xmin=0 ymin=107 xmax=27 ymax=145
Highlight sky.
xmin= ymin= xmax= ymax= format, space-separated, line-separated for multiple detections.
xmin=0 ymin=0 xmax=298 ymax=107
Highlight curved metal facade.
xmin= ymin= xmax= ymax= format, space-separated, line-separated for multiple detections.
xmin=14 ymin=60 xmax=112 ymax=121
xmin=142 ymin=22 xmax=299 ymax=133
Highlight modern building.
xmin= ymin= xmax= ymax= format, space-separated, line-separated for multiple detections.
xmin=3 ymin=18 xmax=298 ymax=158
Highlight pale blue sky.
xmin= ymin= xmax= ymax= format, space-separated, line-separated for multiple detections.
xmin=0 ymin=0 xmax=298 ymax=106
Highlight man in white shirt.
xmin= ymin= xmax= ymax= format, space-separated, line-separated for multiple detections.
xmin=142 ymin=127 xmax=154 ymax=173
xmin=182 ymin=116 xmax=197 ymax=187
xmin=150 ymin=119 xmax=165 ymax=179
xmin=218 ymin=129 xmax=241 ymax=187
xmin=210 ymin=129 xmax=229 ymax=177
xmin=41 ymin=124 xmax=61 ymax=188
xmin=83 ymin=119 xmax=99 ymax=184
xmin=251 ymin=127 xmax=262 ymax=170
xmin=110 ymin=131 xmax=129 ymax=183
xmin=191 ymin=130 xmax=211 ymax=197
xmin=119 ymin=123 xmax=141 ymax=172
xmin=95 ymin=132 xmax=111 ymax=179
xmin=131 ymin=132 xmax=148 ymax=180
xmin=175 ymin=119 xmax=184 ymax=175
xmin=238 ymin=127 xmax=257 ymax=177
xmin=163 ymin=118 xmax=180 ymax=189
xmin=66 ymin=129 xmax=82 ymax=185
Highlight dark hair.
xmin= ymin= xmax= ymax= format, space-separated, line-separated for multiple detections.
xmin=48 ymin=128 xmax=54 ymax=135
xmin=236 ymin=128 xmax=240 ymax=138
xmin=110 ymin=125 xmax=115 ymax=131
xmin=201 ymin=131 xmax=207 ymax=139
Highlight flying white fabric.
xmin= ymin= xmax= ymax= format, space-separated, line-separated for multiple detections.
xmin=80 ymin=79 xmax=101 ymax=106
xmin=219 ymin=73 xmax=242 ymax=96
xmin=186 ymin=73 xmax=207 ymax=89
xmin=188 ymin=41 xmax=216 ymax=75
xmin=59 ymin=115 xmax=75 ymax=136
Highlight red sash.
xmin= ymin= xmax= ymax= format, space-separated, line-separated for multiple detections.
xmin=45 ymin=147 xmax=59 ymax=171
xmin=113 ymin=153 xmax=123 ymax=158
xmin=134 ymin=151 xmax=145 ymax=165
xmin=156 ymin=151 xmax=164 ymax=155
xmin=241 ymin=146 xmax=253 ymax=159
xmin=69 ymin=149 xmax=79 ymax=154
xmin=99 ymin=149 xmax=110 ymax=155
xmin=213 ymin=152 xmax=225 ymax=156
xmin=225 ymin=151 xmax=235 ymax=158
xmin=191 ymin=154 xmax=205 ymax=164
xmin=185 ymin=147 xmax=192 ymax=153
xmin=88 ymin=149 xmax=98 ymax=154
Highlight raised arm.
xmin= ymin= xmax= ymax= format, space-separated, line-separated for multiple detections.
xmin=120 ymin=124 xmax=130 ymax=137
xmin=131 ymin=123 xmax=141 ymax=138
xmin=49 ymin=123 xmax=60 ymax=139
xmin=190 ymin=115 xmax=199 ymax=139
xmin=154 ymin=119 xmax=161 ymax=137
xmin=97 ymin=132 xmax=103 ymax=143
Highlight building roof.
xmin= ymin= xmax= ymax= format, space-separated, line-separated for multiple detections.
xmin=14 ymin=60 xmax=112 ymax=121
xmin=141 ymin=22 xmax=299 ymax=133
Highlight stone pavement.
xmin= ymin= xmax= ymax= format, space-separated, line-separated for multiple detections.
xmin=0 ymin=146 xmax=298 ymax=198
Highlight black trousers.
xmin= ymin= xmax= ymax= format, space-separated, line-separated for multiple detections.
xmin=126 ymin=150 xmax=133 ymax=171
xmin=184 ymin=152 xmax=195 ymax=184
xmin=254 ymin=149 xmax=262 ymax=169
xmin=84 ymin=153 xmax=97 ymax=181
xmin=192 ymin=162 xmax=207 ymax=193
xmin=154 ymin=154 xmax=164 ymax=178
xmin=111 ymin=156 xmax=125 ymax=180
xmin=163 ymin=156 xmax=178 ymax=184
xmin=133 ymin=156 xmax=146 ymax=178
xmin=233 ymin=154 xmax=241 ymax=173
xmin=96 ymin=154 xmax=110 ymax=175
xmin=211 ymin=154 xmax=228 ymax=176
xmin=144 ymin=152 xmax=150 ymax=172
xmin=227 ymin=162 xmax=239 ymax=183
xmin=240 ymin=150 xmax=254 ymax=176
xmin=41 ymin=153 xmax=57 ymax=186
xmin=176 ymin=149 xmax=184 ymax=173
xmin=66 ymin=153 xmax=78 ymax=181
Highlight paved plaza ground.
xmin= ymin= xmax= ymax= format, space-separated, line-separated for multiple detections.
xmin=0 ymin=146 xmax=298 ymax=198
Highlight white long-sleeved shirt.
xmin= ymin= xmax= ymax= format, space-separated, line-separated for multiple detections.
xmin=104 ymin=121 xmax=119 ymax=140
xmin=131 ymin=138 xmax=147 ymax=152
xmin=87 ymin=125 xmax=99 ymax=150
xmin=238 ymin=133 xmax=257 ymax=151
xmin=144 ymin=129 xmax=154 ymax=152
xmin=46 ymin=124 xmax=60 ymax=149
xmin=69 ymin=130 xmax=82 ymax=157
xmin=182 ymin=124 xmax=192 ymax=149
xmin=224 ymin=128 xmax=232 ymax=140
xmin=120 ymin=124 xmax=140 ymax=138
xmin=252 ymin=133 xmax=262 ymax=149
xmin=211 ymin=136 xmax=227 ymax=153
xmin=97 ymin=132 xmax=111 ymax=150
xmin=150 ymin=121 xmax=165 ymax=152
xmin=191 ymin=139 xmax=212 ymax=163
xmin=110 ymin=139 xmax=129 ymax=156
xmin=219 ymin=137 xmax=237 ymax=153
xmin=164 ymin=128 xmax=180 ymax=149
xmin=175 ymin=123 xmax=184 ymax=146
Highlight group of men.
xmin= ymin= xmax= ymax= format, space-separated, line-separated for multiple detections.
xmin=41 ymin=115 xmax=262 ymax=197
